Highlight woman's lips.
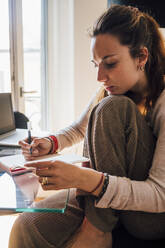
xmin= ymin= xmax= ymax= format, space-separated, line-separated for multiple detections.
xmin=106 ymin=86 xmax=115 ymax=92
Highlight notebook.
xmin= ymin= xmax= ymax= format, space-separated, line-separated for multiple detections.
xmin=0 ymin=93 xmax=27 ymax=147
xmin=0 ymin=153 xmax=90 ymax=175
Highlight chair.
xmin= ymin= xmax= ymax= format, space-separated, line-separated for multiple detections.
xmin=14 ymin=111 xmax=29 ymax=129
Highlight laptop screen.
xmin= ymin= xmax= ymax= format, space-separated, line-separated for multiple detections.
xmin=0 ymin=93 xmax=15 ymax=135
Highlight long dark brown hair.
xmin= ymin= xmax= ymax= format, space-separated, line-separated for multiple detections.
xmin=91 ymin=5 xmax=165 ymax=111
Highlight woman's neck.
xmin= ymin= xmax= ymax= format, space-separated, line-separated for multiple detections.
xmin=125 ymin=91 xmax=146 ymax=104
xmin=125 ymin=91 xmax=147 ymax=115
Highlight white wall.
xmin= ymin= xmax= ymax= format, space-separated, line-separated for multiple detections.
xmin=73 ymin=0 xmax=107 ymax=118
xmin=48 ymin=0 xmax=107 ymax=132
xmin=48 ymin=0 xmax=74 ymax=132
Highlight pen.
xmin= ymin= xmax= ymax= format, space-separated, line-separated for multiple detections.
xmin=10 ymin=167 xmax=33 ymax=176
xmin=27 ymin=122 xmax=32 ymax=155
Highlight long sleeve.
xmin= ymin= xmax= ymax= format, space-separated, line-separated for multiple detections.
xmin=95 ymin=90 xmax=165 ymax=213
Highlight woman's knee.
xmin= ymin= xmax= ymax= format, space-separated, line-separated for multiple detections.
xmin=9 ymin=212 xmax=57 ymax=248
xmin=97 ymin=95 xmax=135 ymax=112
xmin=9 ymin=214 xmax=31 ymax=248
xmin=9 ymin=208 xmax=84 ymax=248
xmin=94 ymin=95 xmax=137 ymax=125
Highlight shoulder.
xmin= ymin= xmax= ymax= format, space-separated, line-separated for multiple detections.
xmin=152 ymin=89 xmax=165 ymax=136
xmin=153 ymin=90 xmax=165 ymax=117
xmin=155 ymin=89 xmax=165 ymax=106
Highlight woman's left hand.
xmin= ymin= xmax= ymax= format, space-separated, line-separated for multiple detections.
xmin=25 ymin=160 xmax=82 ymax=190
xmin=25 ymin=159 xmax=104 ymax=194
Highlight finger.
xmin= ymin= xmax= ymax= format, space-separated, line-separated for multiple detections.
xmin=22 ymin=149 xmax=33 ymax=155
xmin=22 ymin=151 xmax=38 ymax=161
xmin=36 ymin=166 xmax=54 ymax=177
xmin=19 ymin=140 xmax=31 ymax=149
xmin=22 ymin=153 xmax=31 ymax=160
xmin=39 ymin=177 xmax=61 ymax=190
xmin=22 ymin=148 xmax=38 ymax=158
xmin=25 ymin=160 xmax=54 ymax=168
xmin=22 ymin=150 xmax=32 ymax=156
xmin=19 ymin=136 xmax=36 ymax=146
xmin=39 ymin=176 xmax=51 ymax=184
xmin=22 ymin=145 xmax=39 ymax=156
xmin=41 ymin=184 xmax=60 ymax=190
xmin=29 ymin=148 xmax=39 ymax=156
xmin=31 ymin=138 xmax=48 ymax=148
xmin=19 ymin=143 xmax=34 ymax=156
xmin=24 ymin=155 xmax=37 ymax=161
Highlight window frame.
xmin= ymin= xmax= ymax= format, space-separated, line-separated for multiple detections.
xmin=8 ymin=0 xmax=48 ymax=129
xmin=8 ymin=0 xmax=24 ymax=112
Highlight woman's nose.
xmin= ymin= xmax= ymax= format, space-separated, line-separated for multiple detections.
xmin=97 ymin=65 xmax=107 ymax=82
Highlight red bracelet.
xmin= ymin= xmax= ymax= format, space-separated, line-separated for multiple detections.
xmin=49 ymin=135 xmax=58 ymax=153
xmin=89 ymin=172 xmax=104 ymax=194
xmin=82 ymin=161 xmax=90 ymax=168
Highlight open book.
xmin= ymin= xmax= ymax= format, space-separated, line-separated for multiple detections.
xmin=0 ymin=153 xmax=89 ymax=176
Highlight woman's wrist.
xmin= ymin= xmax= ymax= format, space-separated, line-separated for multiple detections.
xmin=77 ymin=167 xmax=105 ymax=195
xmin=46 ymin=135 xmax=58 ymax=154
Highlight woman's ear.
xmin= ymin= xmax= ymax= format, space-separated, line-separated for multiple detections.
xmin=138 ymin=46 xmax=148 ymax=69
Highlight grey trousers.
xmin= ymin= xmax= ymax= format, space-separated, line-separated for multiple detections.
xmin=8 ymin=95 xmax=165 ymax=248
xmin=82 ymin=95 xmax=165 ymax=239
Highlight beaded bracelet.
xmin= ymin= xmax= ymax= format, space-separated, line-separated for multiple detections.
xmin=45 ymin=137 xmax=54 ymax=154
xmin=96 ymin=173 xmax=109 ymax=203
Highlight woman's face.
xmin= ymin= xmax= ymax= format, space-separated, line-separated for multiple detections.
xmin=91 ymin=34 xmax=148 ymax=95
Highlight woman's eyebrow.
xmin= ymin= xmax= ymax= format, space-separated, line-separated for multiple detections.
xmin=91 ymin=54 xmax=117 ymax=64
xmin=102 ymin=54 xmax=116 ymax=61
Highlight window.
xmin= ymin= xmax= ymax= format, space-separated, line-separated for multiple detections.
xmin=22 ymin=0 xmax=42 ymax=130
xmin=0 ymin=0 xmax=47 ymax=131
xmin=0 ymin=0 xmax=11 ymax=92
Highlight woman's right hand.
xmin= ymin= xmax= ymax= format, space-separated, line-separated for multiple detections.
xmin=19 ymin=137 xmax=52 ymax=161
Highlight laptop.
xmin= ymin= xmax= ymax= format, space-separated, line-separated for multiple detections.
xmin=0 ymin=93 xmax=27 ymax=147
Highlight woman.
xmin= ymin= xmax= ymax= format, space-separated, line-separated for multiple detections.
xmin=9 ymin=5 xmax=165 ymax=248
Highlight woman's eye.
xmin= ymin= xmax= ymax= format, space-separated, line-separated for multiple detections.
xmin=104 ymin=62 xmax=117 ymax=69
